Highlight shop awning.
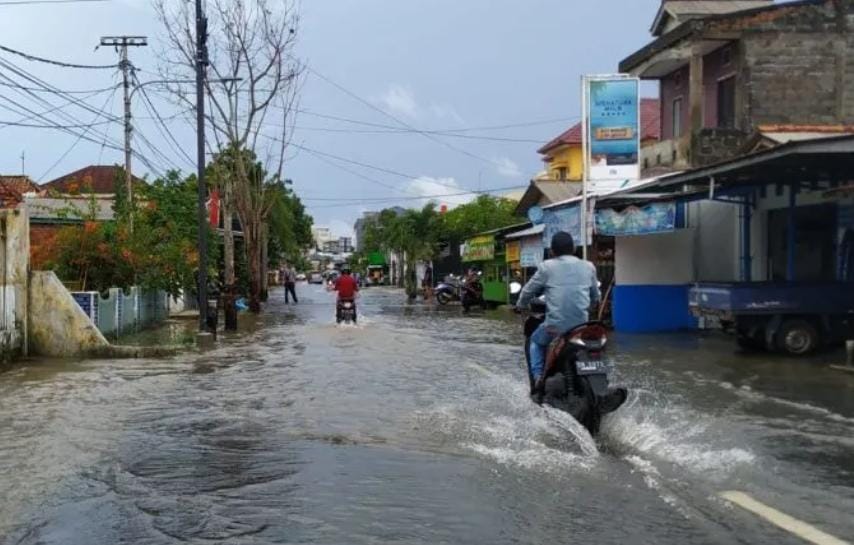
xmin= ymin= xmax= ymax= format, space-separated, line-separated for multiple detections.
xmin=505 ymin=224 xmax=544 ymax=240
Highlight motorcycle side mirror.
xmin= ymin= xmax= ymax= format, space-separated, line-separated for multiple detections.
xmin=509 ymin=282 xmax=522 ymax=295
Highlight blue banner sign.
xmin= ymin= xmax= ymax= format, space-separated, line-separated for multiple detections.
xmin=595 ymin=202 xmax=677 ymax=236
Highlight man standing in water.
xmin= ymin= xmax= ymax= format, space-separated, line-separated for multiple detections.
xmin=515 ymin=231 xmax=599 ymax=397
xmin=283 ymin=264 xmax=298 ymax=304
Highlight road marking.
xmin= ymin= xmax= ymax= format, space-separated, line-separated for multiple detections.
xmin=720 ymin=491 xmax=850 ymax=545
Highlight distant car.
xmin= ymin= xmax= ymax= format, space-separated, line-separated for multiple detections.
xmin=296 ymin=273 xmax=306 ymax=281
xmin=308 ymin=272 xmax=323 ymax=284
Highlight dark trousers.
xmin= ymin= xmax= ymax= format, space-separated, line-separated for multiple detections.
xmin=285 ymin=282 xmax=298 ymax=303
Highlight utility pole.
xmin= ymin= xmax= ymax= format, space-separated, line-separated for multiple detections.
xmin=99 ymin=35 xmax=147 ymax=218
xmin=195 ymin=0 xmax=210 ymax=334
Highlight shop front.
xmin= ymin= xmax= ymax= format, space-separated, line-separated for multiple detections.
xmin=462 ymin=233 xmax=508 ymax=305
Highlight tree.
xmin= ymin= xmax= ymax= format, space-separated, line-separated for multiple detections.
xmin=267 ymin=180 xmax=313 ymax=268
xmin=156 ymin=0 xmax=303 ymax=315
xmin=46 ymin=171 xmax=216 ymax=297
xmin=437 ymin=195 xmax=519 ymax=242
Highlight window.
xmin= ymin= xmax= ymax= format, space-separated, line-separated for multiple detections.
xmin=717 ymin=76 xmax=736 ymax=129
xmin=721 ymin=46 xmax=733 ymax=67
xmin=556 ymin=167 xmax=567 ymax=181
xmin=672 ymin=97 xmax=683 ymax=138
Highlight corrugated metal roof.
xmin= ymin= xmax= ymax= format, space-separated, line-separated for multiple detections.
xmin=506 ymin=224 xmax=545 ymax=240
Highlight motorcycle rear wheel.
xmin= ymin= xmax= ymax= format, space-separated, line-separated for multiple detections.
xmin=436 ymin=292 xmax=452 ymax=305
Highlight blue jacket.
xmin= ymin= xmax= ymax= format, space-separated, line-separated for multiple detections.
xmin=515 ymin=255 xmax=600 ymax=333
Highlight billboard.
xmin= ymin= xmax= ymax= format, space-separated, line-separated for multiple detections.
xmin=595 ymin=202 xmax=677 ymax=236
xmin=584 ymin=76 xmax=640 ymax=190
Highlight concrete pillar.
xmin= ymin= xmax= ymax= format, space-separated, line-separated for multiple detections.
xmin=689 ymin=49 xmax=704 ymax=134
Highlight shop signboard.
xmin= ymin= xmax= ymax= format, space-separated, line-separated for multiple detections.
xmin=505 ymin=240 xmax=521 ymax=263
xmin=462 ymin=235 xmax=495 ymax=262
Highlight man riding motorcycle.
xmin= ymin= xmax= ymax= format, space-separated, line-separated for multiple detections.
xmin=334 ymin=266 xmax=359 ymax=323
xmin=515 ymin=231 xmax=599 ymax=402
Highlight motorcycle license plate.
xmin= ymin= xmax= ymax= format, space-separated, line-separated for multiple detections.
xmin=575 ymin=359 xmax=609 ymax=375
xmin=343 ymin=303 xmax=352 ymax=308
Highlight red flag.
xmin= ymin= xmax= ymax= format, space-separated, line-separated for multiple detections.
xmin=207 ymin=190 xmax=220 ymax=227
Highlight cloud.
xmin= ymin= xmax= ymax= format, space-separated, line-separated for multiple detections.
xmin=406 ymin=176 xmax=474 ymax=208
xmin=378 ymin=84 xmax=418 ymax=118
xmin=494 ymin=157 xmax=522 ymax=178
xmin=429 ymin=103 xmax=465 ymax=125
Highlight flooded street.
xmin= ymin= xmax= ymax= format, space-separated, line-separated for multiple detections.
xmin=1 ymin=286 xmax=854 ymax=544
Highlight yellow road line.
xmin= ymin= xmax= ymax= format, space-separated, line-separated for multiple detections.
xmin=720 ymin=491 xmax=850 ymax=545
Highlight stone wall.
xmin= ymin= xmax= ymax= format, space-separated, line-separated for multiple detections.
xmin=691 ymin=128 xmax=749 ymax=166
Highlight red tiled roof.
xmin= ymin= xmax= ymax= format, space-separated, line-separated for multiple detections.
xmin=0 ymin=175 xmax=39 ymax=208
xmin=538 ymin=98 xmax=661 ymax=155
xmin=42 ymin=165 xmax=145 ymax=194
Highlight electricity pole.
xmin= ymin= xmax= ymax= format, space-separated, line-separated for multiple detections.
xmin=195 ymin=0 xmax=210 ymax=333
xmin=99 ymin=35 xmax=147 ymax=217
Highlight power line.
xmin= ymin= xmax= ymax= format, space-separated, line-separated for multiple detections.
xmin=0 ymin=0 xmax=109 ymax=4
xmin=297 ymin=108 xmax=577 ymax=134
xmin=292 ymin=124 xmax=548 ymax=144
xmin=303 ymin=66 xmax=509 ymax=169
xmin=301 ymin=184 xmax=526 ymax=202
xmin=0 ymin=80 xmax=120 ymax=95
xmin=0 ymin=118 xmax=112 ymax=129
xmin=39 ymin=84 xmax=119 ymax=181
xmin=0 ymin=43 xmax=116 ymax=69
xmin=134 ymin=73 xmax=194 ymax=168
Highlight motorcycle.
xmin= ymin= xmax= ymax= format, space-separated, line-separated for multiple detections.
xmin=511 ymin=282 xmax=627 ymax=436
xmin=435 ymin=273 xmax=487 ymax=312
xmin=336 ymin=298 xmax=357 ymax=324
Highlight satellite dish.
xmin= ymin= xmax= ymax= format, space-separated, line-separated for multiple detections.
xmin=527 ymin=205 xmax=544 ymax=225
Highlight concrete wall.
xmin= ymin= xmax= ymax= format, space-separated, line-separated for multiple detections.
xmin=29 ymin=271 xmax=108 ymax=357
xmin=0 ymin=208 xmax=29 ymax=359
xmin=613 ymin=230 xmax=698 ymax=332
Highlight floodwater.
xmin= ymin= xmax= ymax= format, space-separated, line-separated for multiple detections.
xmin=1 ymin=285 xmax=853 ymax=544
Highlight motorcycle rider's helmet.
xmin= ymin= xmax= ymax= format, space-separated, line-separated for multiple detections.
xmin=341 ymin=265 xmax=351 ymax=274
xmin=550 ymin=231 xmax=575 ymax=257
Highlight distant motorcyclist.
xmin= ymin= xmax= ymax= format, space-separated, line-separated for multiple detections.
xmin=515 ymin=231 xmax=600 ymax=397
xmin=334 ymin=266 xmax=359 ymax=301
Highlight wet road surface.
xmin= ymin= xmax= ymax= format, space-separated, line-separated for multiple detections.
xmin=1 ymin=285 xmax=853 ymax=544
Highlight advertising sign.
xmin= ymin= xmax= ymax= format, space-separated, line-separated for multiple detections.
xmin=585 ymin=76 xmax=640 ymax=190
xmin=505 ymin=240 xmax=521 ymax=263
xmin=542 ymin=206 xmax=582 ymax=248
xmin=520 ymin=237 xmax=544 ymax=268
xmin=462 ymin=235 xmax=495 ymax=262
xmin=595 ymin=202 xmax=677 ymax=236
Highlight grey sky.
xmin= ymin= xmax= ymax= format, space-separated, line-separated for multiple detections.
xmin=0 ymin=0 xmax=662 ymax=238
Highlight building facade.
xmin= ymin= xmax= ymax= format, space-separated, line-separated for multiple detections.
xmin=620 ymin=0 xmax=854 ymax=171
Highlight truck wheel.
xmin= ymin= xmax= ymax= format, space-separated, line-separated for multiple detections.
xmin=777 ymin=319 xmax=819 ymax=355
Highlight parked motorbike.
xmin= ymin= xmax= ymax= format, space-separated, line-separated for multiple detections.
xmin=435 ymin=273 xmax=487 ymax=311
xmin=511 ymin=282 xmax=627 ymax=436
xmin=336 ymin=299 xmax=357 ymax=324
